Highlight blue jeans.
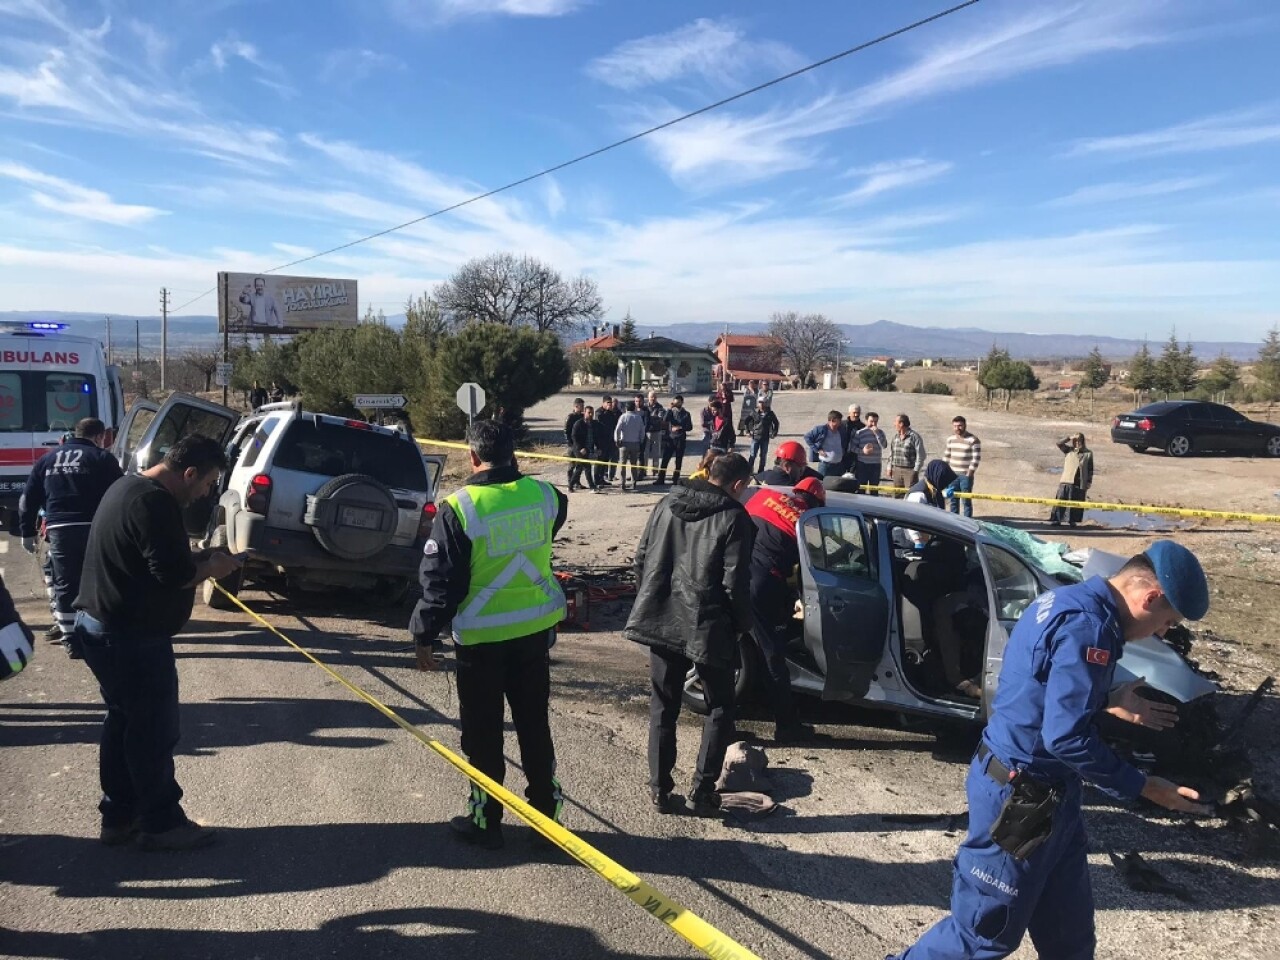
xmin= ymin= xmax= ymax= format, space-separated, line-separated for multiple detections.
xmin=748 ymin=438 xmax=768 ymax=474
xmin=48 ymin=524 xmax=91 ymax=644
xmin=948 ymin=474 xmax=974 ymax=517
xmin=890 ymin=753 xmax=1093 ymax=960
xmin=76 ymin=612 xmax=188 ymax=833
xmin=854 ymin=461 xmax=882 ymax=495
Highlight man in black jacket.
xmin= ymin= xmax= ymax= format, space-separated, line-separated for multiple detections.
xmin=747 ymin=400 xmax=780 ymax=474
xmin=569 ymin=405 xmax=601 ymax=493
xmin=655 ymin=395 xmax=693 ymax=486
xmin=594 ymin=396 xmax=620 ymax=486
xmin=563 ymin=398 xmax=584 ymax=487
xmin=74 ymin=435 xmax=241 ymax=851
xmin=20 ymin=418 xmax=123 ymax=657
xmin=625 ymin=453 xmax=754 ymax=816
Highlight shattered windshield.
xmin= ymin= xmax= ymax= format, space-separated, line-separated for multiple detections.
xmin=978 ymin=522 xmax=1084 ymax=584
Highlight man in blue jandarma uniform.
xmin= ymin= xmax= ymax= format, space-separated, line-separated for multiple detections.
xmin=889 ymin=540 xmax=1212 ymax=960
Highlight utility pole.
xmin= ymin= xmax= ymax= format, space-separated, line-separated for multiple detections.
xmin=105 ymin=316 xmax=112 ymax=365
xmin=159 ymin=288 xmax=170 ymax=391
xmin=134 ymin=318 xmax=140 ymax=368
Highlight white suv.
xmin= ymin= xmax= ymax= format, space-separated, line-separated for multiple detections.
xmin=114 ymin=394 xmax=443 ymax=608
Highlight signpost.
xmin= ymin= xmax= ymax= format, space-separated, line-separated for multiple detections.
xmin=354 ymin=394 xmax=408 ymax=409
xmin=455 ymin=382 xmax=486 ymax=426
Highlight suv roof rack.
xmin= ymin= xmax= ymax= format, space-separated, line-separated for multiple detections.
xmin=255 ymin=400 xmax=302 ymax=414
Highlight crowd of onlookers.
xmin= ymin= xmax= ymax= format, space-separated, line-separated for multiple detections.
xmin=562 ymin=384 xmax=986 ymax=508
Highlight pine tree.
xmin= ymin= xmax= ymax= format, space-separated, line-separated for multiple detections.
xmin=1255 ymin=326 xmax=1280 ymax=404
xmin=618 ymin=312 xmax=639 ymax=344
xmin=1127 ymin=341 xmax=1157 ymax=404
xmin=1079 ymin=346 xmax=1109 ymax=412
xmin=1201 ymin=353 xmax=1240 ymax=401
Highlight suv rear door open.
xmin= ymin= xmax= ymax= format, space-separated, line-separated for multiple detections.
xmin=128 ymin=393 xmax=240 ymax=536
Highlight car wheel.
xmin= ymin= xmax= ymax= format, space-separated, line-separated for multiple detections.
xmin=1165 ymin=434 xmax=1192 ymax=458
xmin=680 ymin=632 xmax=758 ymax=715
xmin=201 ymin=525 xmax=243 ymax=610
xmin=1265 ymin=435 xmax=1280 ymax=458
xmin=1128 ymin=444 xmax=1147 ymax=453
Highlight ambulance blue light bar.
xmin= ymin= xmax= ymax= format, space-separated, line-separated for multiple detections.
xmin=27 ymin=322 xmax=67 ymax=331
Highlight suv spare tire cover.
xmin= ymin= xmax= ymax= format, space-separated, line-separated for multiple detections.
xmin=306 ymin=473 xmax=399 ymax=561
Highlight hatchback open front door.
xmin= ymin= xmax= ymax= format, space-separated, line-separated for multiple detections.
xmin=797 ymin=508 xmax=889 ymax=701
xmin=129 ymin=393 xmax=240 ymax=536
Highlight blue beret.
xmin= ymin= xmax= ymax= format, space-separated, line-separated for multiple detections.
xmin=1145 ymin=540 xmax=1209 ymax=621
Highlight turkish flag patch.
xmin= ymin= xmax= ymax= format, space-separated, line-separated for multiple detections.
xmin=1086 ymin=647 xmax=1110 ymax=666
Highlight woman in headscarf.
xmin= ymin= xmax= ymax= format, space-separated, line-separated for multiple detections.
xmin=1050 ymin=432 xmax=1093 ymax=527
xmin=898 ymin=459 xmax=959 ymax=548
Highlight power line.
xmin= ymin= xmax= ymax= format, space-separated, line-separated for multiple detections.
xmin=172 ymin=0 xmax=981 ymax=314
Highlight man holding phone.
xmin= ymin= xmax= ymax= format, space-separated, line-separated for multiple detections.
xmin=74 ymin=435 xmax=241 ymax=852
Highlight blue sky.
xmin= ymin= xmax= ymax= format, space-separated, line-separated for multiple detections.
xmin=1 ymin=0 xmax=1278 ymax=342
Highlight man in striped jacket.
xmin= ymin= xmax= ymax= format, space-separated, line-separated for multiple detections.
xmin=943 ymin=415 xmax=981 ymax=517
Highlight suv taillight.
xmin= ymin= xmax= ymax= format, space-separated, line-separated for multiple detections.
xmin=1111 ymin=417 xmax=1119 ymax=428
xmin=246 ymin=473 xmax=272 ymax=514
xmin=418 ymin=501 xmax=438 ymax=540
xmin=1138 ymin=418 xmax=1154 ymax=431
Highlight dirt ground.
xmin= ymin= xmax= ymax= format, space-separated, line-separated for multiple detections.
xmin=416 ymin=385 xmax=1280 ymax=957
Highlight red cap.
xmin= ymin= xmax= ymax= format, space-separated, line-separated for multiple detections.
xmin=792 ymin=476 xmax=826 ymax=506
xmin=775 ymin=440 xmax=806 ymax=465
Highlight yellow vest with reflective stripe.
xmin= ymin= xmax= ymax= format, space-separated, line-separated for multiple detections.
xmin=446 ymin=476 xmax=565 ymax=645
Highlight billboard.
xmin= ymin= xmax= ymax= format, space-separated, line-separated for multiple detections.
xmin=218 ymin=272 xmax=359 ymax=335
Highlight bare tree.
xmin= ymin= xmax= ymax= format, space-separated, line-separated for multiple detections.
xmin=180 ymin=348 xmax=221 ymax=392
xmin=435 ymin=253 xmax=604 ymax=335
xmin=768 ymin=311 xmax=841 ymax=381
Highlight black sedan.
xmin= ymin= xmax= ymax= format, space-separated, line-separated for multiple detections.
xmin=1110 ymin=400 xmax=1280 ymax=457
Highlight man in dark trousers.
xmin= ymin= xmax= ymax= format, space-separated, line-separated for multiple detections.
xmin=747 ymin=399 xmax=780 ymax=475
xmin=410 ymin=420 xmax=569 ymax=849
xmin=745 ymin=476 xmax=825 ymax=742
xmin=249 ymin=380 xmax=269 ymax=410
xmin=569 ymin=405 xmax=601 ymax=493
xmin=594 ymin=395 xmax=620 ymax=486
xmin=563 ymin=397 xmax=584 ymax=488
xmin=625 ymin=453 xmax=754 ymax=816
xmin=889 ymin=542 xmax=1211 ymax=960
xmin=655 ymin=395 xmax=693 ymax=486
xmin=20 ymin=417 xmax=122 ymax=658
xmin=74 ymin=435 xmax=241 ymax=851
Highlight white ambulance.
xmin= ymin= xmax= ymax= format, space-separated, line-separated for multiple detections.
xmin=0 ymin=323 xmax=125 ymax=519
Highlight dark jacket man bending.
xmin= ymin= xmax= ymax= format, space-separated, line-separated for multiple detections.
xmin=624 ymin=452 xmax=755 ymax=816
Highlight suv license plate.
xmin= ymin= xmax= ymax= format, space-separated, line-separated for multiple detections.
xmin=339 ymin=506 xmax=380 ymax=530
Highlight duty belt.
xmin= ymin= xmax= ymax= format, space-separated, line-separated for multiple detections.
xmin=976 ymin=743 xmax=1015 ymax=785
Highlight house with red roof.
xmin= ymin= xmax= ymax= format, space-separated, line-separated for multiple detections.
xmin=713 ymin=333 xmax=785 ymax=386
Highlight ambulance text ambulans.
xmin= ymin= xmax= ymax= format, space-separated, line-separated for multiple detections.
xmin=0 ymin=324 xmax=125 ymax=520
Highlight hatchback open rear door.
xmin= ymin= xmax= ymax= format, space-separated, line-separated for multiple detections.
xmin=797 ymin=508 xmax=889 ymax=701
xmin=129 ymin=393 xmax=240 ymax=536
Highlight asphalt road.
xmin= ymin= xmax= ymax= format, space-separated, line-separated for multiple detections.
xmin=3 ymin=386 xmax=1278 ymax=959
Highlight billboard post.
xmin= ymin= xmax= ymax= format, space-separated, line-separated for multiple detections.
xmin=218 ymin=273 xmax=230 ymax=407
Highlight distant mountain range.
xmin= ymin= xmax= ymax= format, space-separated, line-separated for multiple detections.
xmin=1 ymin=311 xmax=1263 ymax=363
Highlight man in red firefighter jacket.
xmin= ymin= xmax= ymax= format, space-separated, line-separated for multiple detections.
xmin=745 ymin=476 xmax=825 ymax=743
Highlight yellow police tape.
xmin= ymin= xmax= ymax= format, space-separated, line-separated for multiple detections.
xmin=211 ymin=582 xmax=763 ymax=960
xmin=416 ymin=437 xmax=1280 ymax=524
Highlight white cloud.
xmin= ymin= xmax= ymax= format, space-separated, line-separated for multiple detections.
xmin=1044 ymin=176 xmax=1219 ymax=207
xmin=1067 ymin=109 xmax=1280 ymax=158
xmin=0 ymin=160 xmax=167 ymax=225
xmin=209 ymin=38 xmax=263 ymax=72
xmin=838 ymin=158 xmax=952 ymax=205
xmin=0 ymin=6 xmax=288 ymax=165
xmin=586 ymin=18 xmax=799 ymax=91
xmin=319 ymin=48 xmax=405 ymax=85
xmin=542 ymin=177 xmax=565 ymax=217
xmin=630 ymin=1 xmax=1188 ymax=187
xmin=388 ymin=0 xmax=582 ymax=25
